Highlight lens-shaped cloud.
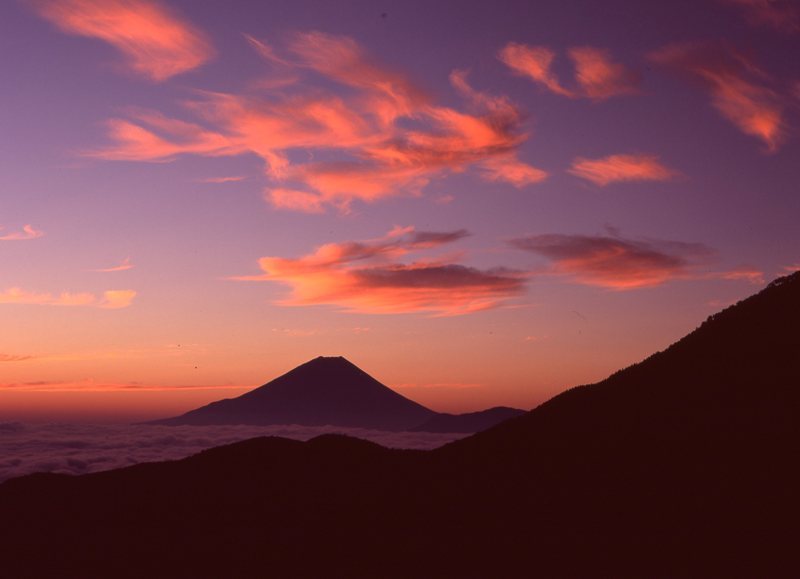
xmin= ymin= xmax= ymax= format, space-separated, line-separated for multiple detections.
xmin=510 ymin=233 xmax=713 ymax=289
xmin=234 ymin=226 xmax=526 ymax=315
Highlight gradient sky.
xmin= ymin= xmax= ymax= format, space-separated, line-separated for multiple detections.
xmin=1 ymin=0 xmax=798 ymax=422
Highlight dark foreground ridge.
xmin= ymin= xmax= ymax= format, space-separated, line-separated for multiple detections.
xmin=150 ymin=354 xmax=523 ymax=433
xmin=2 ymin=272 xmax=799 ymax=578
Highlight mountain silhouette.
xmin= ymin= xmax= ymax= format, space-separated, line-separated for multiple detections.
xmin=412 ymin=406 xmax=525 ymax=432
xmin=1 ymin=272 xmax=798 ymax=578
xmin=151 ymin=355 xmax=436 ymax=431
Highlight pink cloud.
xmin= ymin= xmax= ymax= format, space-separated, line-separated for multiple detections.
xmin=711 ymin=267 xmax=765 ymax=284
xmin=511 ymin=233 xmax=713 ymax=289
xmin=568 ymin=47 xmax=640 ymax=100
xmin=0 ymin=287 xmax=136 ymax=308
xmin=650 ymin=42 xmax=786 ymax=151
xmin=90 ymin=34 xmax=543 ymax=210
xmin=499 ymin=43 xmax=638 ymax=100
xmin=721 ymin=0 xmax=800 ymax=33
xmin=234 ymin=227 xmax=526 ymax=315
xmin=569 ymin=154 xmax=677 ymax=186
xmin=498 ymin=43 xmax=574 ymax=97
xmin=197 ymin=176 xmax=246 ymax=184
xmin=266 ymin=188 xmax=325 ymax=213
xmin=32 ymin=0 xmax=213 ymax=81
xmin=0 ymin=224 xmax=45 ymax=241
xmin=91 ymin=257 xmax=134 ymax=272
xmin=479 ymin=155 xmax=548 ymax=187
xmin=243 ymin=34 xmax=290 ymax=66
xmin=288 ymin=31 xmax=429 ymax=124
xmin=89 ymin=110 xmax=241 ymax=161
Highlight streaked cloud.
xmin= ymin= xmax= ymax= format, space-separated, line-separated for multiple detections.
xmin=0 ymin=224 xmax=45 ymax=241
xmin=90 ymin=257 xmax=134 ymax=272
xmin=499 ymin=43 xmax=638 ymax=100
xmin=568 ymin=47 xmax=640 ymax=99
xmin=197 ymin=175 xmax=246 ymax=184
xmin=510 ymin=233 xmax=713 ymax=289
xmin=721 ymin=0 xmax=800 ymax=33
xmin=479 ymin=155 xmax=548 ymax=187
xmin=266 ymin=188 xmax=325 ymax=213
xmin=498 ymin=43 xmax=574 ymax=97
xmin=0 ymin=354 xmax=35 ymax=362
xmin=243 ymin=33 xmax=290 ymax=66
xmin=234 ymin=226 xmax=526 ymax=315
xmin=650 ymin=42 xmax=786 ymax=151
xmin=569 ymin=154 xmax=677 ymax=186
xmin=394 ymin=382 xmax=481 ymax=390
xmin=91 ymin=32 xmax=543 ymax=211
xmin=711 ymin=267 xmax=764 ymax=284
xmin=32 ymin=0 xmax=213 ymax=81
xmin=0 ymin=287 xmax=136 ymax=308
xmin=89 ymin=110 xmax=241 ymax=161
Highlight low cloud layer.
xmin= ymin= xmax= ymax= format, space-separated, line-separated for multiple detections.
xmin=236 ymin=226 xmax=526 ymax=315
xmin=0 ymin=422 xmax=464 ymax=483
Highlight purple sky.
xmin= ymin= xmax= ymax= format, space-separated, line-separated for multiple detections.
xmin=1 ymin=0 xmax=798 ymax=420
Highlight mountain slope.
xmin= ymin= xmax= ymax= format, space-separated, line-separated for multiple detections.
xmin=411 ymin=406 xmax=525 ymax=432
xmin=152 ymin=356 xmax=436 ymax=430
xmin=2 ymin=273 xmax=799 ymax=577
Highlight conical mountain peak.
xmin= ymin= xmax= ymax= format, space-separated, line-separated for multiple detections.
xmin=152 ymin=356 xmax=436 ymax=430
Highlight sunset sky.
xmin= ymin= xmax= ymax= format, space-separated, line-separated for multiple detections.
xmin=1 ymin=0 xmax=798 ymax=421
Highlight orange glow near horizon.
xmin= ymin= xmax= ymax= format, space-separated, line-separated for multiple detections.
xmin=2 ymin=0 xmax=797 ymax=423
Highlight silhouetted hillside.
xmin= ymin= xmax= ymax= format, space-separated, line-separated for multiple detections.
xmin=412 ymin=406 xmax=525 ymax=432
xmin=151 ymin=356 xmax=436 ymax=431
xmin=2 ymin=273 xmax=798 ymax=578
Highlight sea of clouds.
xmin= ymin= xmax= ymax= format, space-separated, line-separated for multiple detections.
xmin=0 ymin=422 xmax=466 ymax=483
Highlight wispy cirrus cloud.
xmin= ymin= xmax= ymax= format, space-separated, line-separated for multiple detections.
xmin=510 ymin=232 xmax=714 ymax=289
xmin=32 ymin=0 xmax=213 ymax=81
xmin=197 ymin=175 xmax=246 ymax=184
xmin=234 ymin=226 xmax=526 ymax=315
xmin=650 ymin=42 xmax=786 ymax=151
xmin=89 ymin=32 xmax=545 ymax=212
xmin=720 ymin=0 xmax=800 ymax=33
xmin=90 ymin=257 xmax=134 ymax=272
xmin=0 ymin=224 xmax=45 ymax=241
xmin=0 ymin=287 xmax=136 ymax=308
xmin=0 ymin=354 xmax=35 ymax=362
xmin=499 ymin=43 xmax=574 ymax=97
xmin=569 ymin=154 xmax=678 ymax=186
xmin=499 ymin=43 xmax=639 ymax=100
xmin=568 ymin=47 xmax=641 ymax=99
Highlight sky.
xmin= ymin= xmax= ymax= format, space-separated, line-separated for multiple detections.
xmin=1 ymin=0 xmax=798 ymax=422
